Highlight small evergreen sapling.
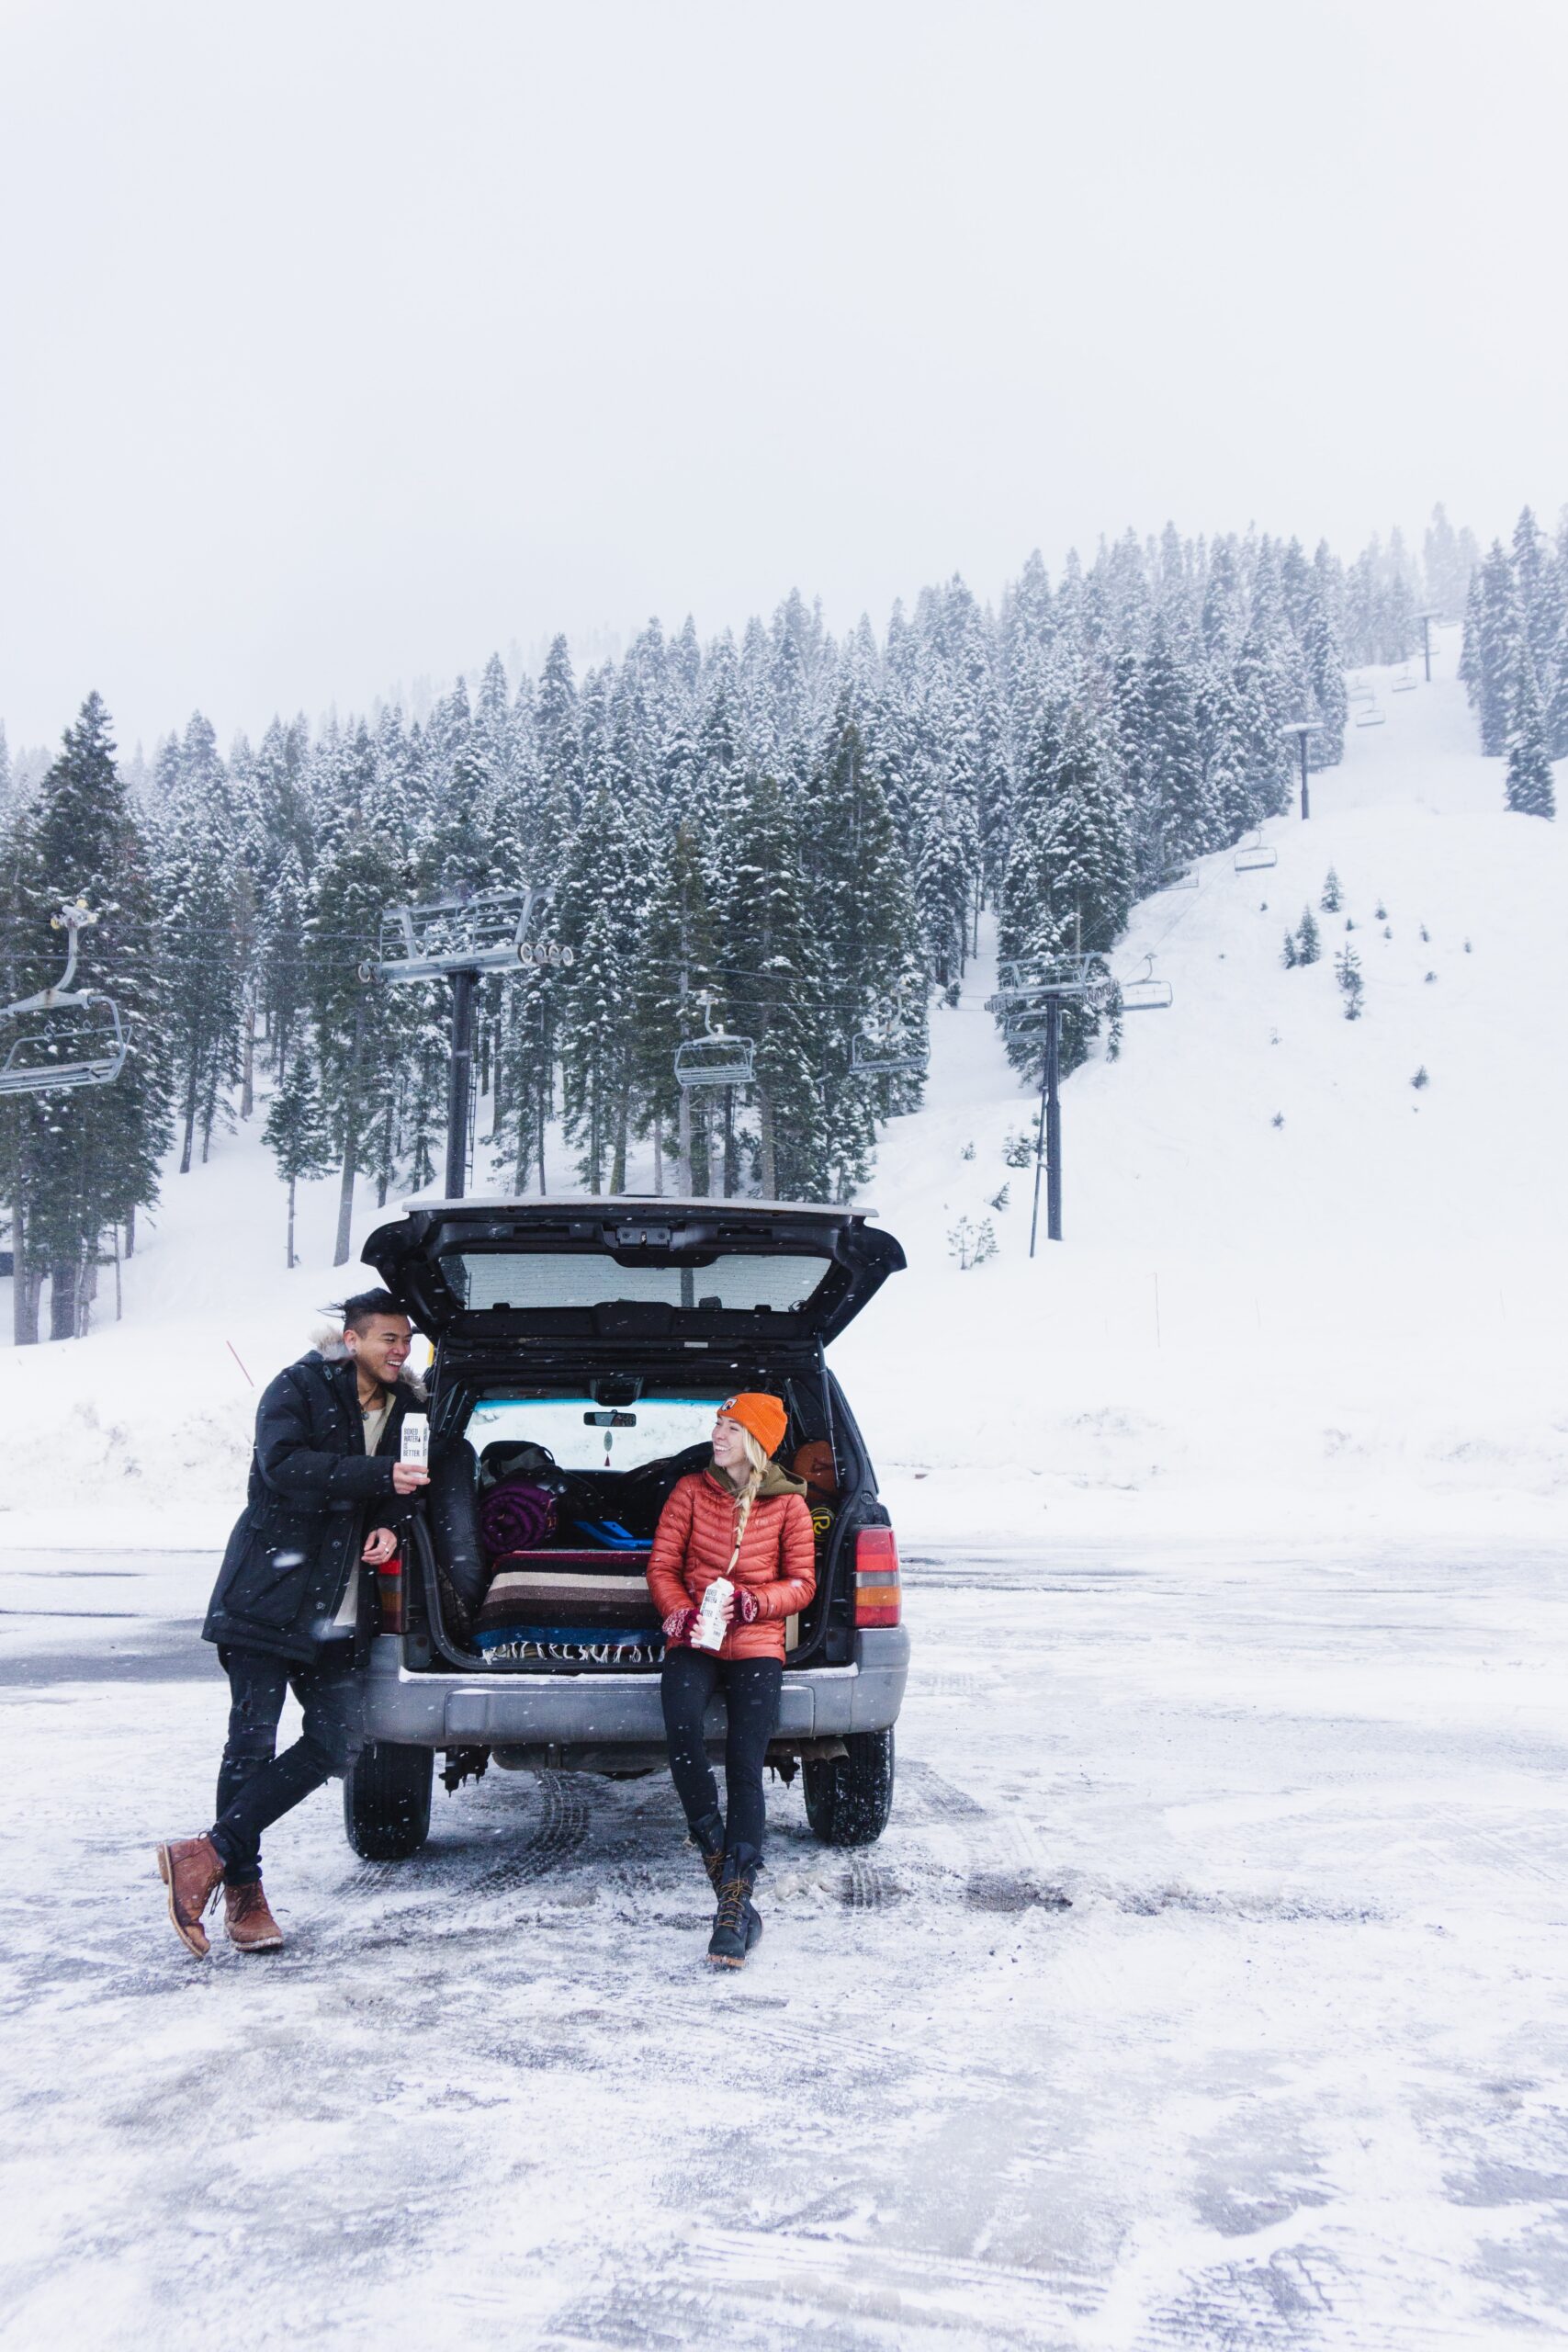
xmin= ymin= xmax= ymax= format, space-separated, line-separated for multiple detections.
xmin=1271 ymin=1111 xmax=1285 ymax=1128
xmin=1002 ymin=1129 xmax=1033 ymax=1169
xmin=264 ymin=1053 xmax=333 ymax=1267
xmin=1335 ymin=944 xmax=1365 ymax=1019
xmin=1321 ymin=866 xmax=1343 ymax=911
xmin=947 ymin=1215 xmax=998 ymax=1270
xmin=960 ymin=1140 xmax=976 ymax=1161
xmin=1411 ymin=1067 xmax=1429 ymax=1090
xmin=988 ymin=1184 xmax=1010 ymax=1212
xmin=1295 ymin=906 xmax=1321 ymax=965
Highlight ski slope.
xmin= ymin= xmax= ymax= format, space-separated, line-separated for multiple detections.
xmin=0 ymin=627 xmax=1562 ymax=1553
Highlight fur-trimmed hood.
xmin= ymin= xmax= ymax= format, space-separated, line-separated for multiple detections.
xmin=306 ymin=1320 xmax=428 ymax=1405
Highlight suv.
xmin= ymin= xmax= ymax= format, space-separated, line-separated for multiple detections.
xmin=344 ymin=1196 xmax=908 ymax=1863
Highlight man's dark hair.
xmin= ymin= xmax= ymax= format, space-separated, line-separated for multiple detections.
xmin=336 ymin=1289 xmax=406 ymax=1334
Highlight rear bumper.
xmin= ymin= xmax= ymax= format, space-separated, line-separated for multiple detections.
xmin=359 ymin=1625 xmax=909 ymax=1754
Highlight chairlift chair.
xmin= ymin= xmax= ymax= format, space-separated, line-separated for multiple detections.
xmin=1153 ymin=866 xmax=1200 ymax=892
xmin=851 ymin=1033 xmax=930 ymax=1077
xmin=1392 ymin=666 xmax=1417 ymax=693
xmin=1354 ymin=704 xmax=1386 ymax=728
xmin=0 ymin=903 xmax=130 ymax=1098
xmin=1233 ymin=831 xmax=1278 ymax=874
xmin=1104 ymin=956 xmax=1173 ymax=1016
xmin=674 ymin=1032 xmax=756 ymax=1090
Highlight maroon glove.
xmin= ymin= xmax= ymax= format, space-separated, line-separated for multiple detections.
xmin=661 ymin=1607 xmax=700 ymax=1647
xmin=732 ymin=1586 xmax=761 ymax=1625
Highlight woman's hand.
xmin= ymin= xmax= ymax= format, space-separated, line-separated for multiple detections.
xmin=731 ymin=1585 xmax=760 ymax=1625
xmin=391 ymin=1463 xmax=430 ymax=1496
xmin=361 ymin=1527 xmax=399 ymax=1566
xmin=662 ymin=1607 xmax=700 ymax=1647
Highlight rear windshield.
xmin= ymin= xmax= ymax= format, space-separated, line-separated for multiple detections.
xmin=468 ymin=1395 xmax=723 ymax=1472
xmin=445 ymin=1250 xmax=829 ymax=1317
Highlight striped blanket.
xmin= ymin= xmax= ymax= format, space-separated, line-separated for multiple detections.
xmin=472 ymin=1547 xmax=660 ymax=1657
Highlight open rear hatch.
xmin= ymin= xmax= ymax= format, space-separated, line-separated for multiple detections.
xmin=359 ymin=1196 xmax=905 ymax=1356
xmin=360 ymin=1198 xmax=903 ymax=1679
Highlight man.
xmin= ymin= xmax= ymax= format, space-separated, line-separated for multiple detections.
xmin=155 ymin=1291 xmax=430 ymax=1956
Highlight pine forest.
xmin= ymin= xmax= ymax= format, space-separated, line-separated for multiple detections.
xmin=0 ymin=503 xmax=1556 ymax=1341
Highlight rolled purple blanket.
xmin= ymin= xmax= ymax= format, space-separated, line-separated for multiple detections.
xmin=479 ymin=1479 xmax=558 ymax=1558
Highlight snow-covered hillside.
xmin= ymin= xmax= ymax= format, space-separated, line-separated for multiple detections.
xmin=2 ymin=627 xmax=1563 ymax=1553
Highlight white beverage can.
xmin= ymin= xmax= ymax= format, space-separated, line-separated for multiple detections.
xmin=400 ymin=1412 xmax=431 ymax=1468
xmin=694 ymin=1577 xmax=733 ymax=1652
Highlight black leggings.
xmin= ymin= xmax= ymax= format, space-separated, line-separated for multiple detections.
xmin=660 ymin=1648 xmax=784 ymax=1865
xmin=209 ymin=1646 xmax=363 ymax=1884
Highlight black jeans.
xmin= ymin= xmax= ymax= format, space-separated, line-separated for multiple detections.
xmin=209 ymin=1645 xmax=363 ymax=1885
xmin=660 ymin=1647 xmax=784 ymax=1863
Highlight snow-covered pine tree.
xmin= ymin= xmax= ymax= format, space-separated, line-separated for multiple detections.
xmin=1296 ymin=905 xmax=1322 ymax=964
xmin=1140 ymin=611 xmax=1222 ymax=870
xmin=1504 ymin=655 xmax=1556 ymax=818
xmin=263 ymin=1046 xmax=333 ymax=1266
xmin=1473 ymin=540 xmax=1521 ymax=756
xmin=722 ymin=767 xmax=828 ymax=1200
xmin=1335 ymin=943 xmax=1364 ymax=1019
xmin=807 ymin=710 xmax=925 ymax=1198
xmin=157 ymin=717 xmax=244 ymax=1173
xmin=626 ymin=817 xmax=719 ymax=1194
xmin=303 ymin=819 xmax=405 ymax=1261
xmin=0 ymin=695 xmax=170 ymax=1340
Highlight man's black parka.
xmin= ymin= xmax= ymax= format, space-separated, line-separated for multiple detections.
xmin=203 ymin=1347 xmax=423 ymax=1668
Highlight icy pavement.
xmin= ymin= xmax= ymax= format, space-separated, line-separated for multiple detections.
xmin=4 ymin=1541 xmax=1567 ymax=2350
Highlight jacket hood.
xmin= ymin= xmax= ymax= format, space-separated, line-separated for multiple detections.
xmin=705 ymin=1461 xmax=807 ymax=1501
xmin=302 ymin=1329 xmax=428 ymax=1407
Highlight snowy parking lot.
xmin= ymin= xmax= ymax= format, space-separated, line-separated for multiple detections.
xmin=5 ymin=1539 xmax=1567 ymax=2349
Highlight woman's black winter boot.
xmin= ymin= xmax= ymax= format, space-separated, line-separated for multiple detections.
xmin=689 ymin=1809 xmax=726 ymax=1894
xmin=707 ymin=1847 xmax=762 ymax=1968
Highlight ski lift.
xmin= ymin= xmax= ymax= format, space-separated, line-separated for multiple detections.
xmin=989 ymin=955 xmax=1100 ymax=1007
xmin=1233 ymin=831 xmax=1278 ymax=874
xmin=1392 ymin=665 xmax=1417 ymax=694
xmin=1117 ymin=956 xmax=1174 ymax=1013
xmin=674 ymin=996 xmax=755 ymax=1090
xmin=1153 ymin=865 xmax=1200 ymax=892
xmin=851 ymin=1031 xmax=929 ymax=1077
xmin=1354 ymin=703 xmax=1386 ymax=729
xmin=0 ymin=902 xmax=128 ymax=1097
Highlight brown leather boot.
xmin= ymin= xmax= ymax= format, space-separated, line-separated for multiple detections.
xmin=224 ymin=1881 xmax=285 ymax=1953
xmin=156 ymin=1835 xmax=225 ymax=1957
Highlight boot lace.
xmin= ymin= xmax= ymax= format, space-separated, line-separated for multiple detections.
xmin=716 ymin=1875 xmax=749 ymax=1937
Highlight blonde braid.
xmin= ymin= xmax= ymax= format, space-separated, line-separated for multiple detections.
xmin=728 ymin=1428 xmax=769 ymax=1566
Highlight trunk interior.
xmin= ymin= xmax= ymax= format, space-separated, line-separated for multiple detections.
xmin=400 ymin=1348 xmax=866 ymax=1677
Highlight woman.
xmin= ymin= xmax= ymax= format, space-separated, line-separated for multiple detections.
xmin=647 ymin=1391 xmax=816 ymax=1968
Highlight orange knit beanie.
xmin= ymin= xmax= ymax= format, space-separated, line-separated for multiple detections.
xmin=719 ymin=1391 xmax=788 ymax=1458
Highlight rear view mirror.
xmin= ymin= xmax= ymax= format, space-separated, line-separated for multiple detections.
xmin=583 ymin=1410 xmax=637 ymax=1428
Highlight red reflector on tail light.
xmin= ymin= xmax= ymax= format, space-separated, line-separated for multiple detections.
xmin=376 ymin=1554 xmax=405 ymax=1635
xmin=854 ymin=1525 xmax=901 ymax=1627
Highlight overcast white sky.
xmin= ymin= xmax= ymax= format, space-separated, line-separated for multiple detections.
xmin=2 ymin=0 xmax=1563 ymax=755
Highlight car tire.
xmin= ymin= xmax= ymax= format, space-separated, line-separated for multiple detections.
xmin=344 ymin=1740 xmax=433 ymax=1860
xmin=803 ymin=1727 xmax=895 ymax=1847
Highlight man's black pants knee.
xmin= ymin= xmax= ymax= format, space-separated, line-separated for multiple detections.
xmin=660 ymin=1647 xmax=784 ymax=1861
xmin=210 ymin=1646 xmax=361 ymax=1885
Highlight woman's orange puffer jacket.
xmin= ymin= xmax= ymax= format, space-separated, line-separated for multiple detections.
xmin=646 ymin=1464 xmax=817 ymax=1663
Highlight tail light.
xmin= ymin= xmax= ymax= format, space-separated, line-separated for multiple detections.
xmin=375 ymin=1552 xmax=406 ymax=1635
xmin=854 ymin=1525 xmax=901 ymax=1627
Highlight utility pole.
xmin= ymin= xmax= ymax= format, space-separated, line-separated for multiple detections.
xmin=444 ymin=966 xmax=478 ymax=1199
xmin=988 ymin=955 xmax=1171 ymax=1253
xmin=1281 ymin=721 xmax=1321 ymax=820
xmin=1414 ymin=609 xmax=1441 ymax=684
xmin=368 ymin=884 xmax=571 ymax=1201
